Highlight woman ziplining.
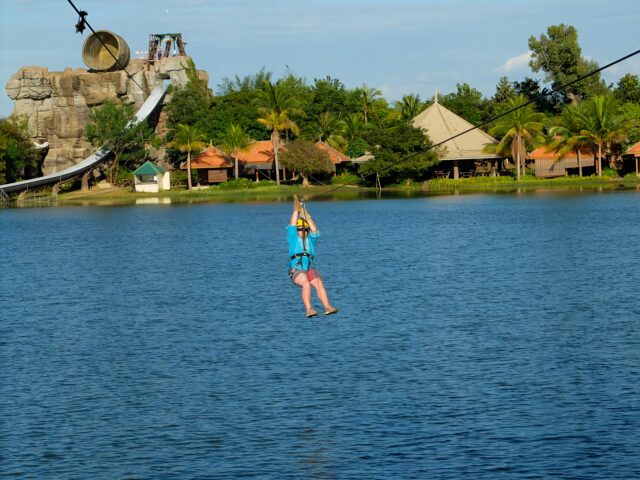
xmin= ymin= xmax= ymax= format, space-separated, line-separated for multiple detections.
xmin=287 ymin=195 xmax=339 ymax=318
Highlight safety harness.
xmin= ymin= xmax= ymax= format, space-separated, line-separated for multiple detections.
xmin=289 ymin=198 xmax=315 ymax=281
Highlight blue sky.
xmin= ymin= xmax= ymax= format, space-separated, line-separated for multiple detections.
xmin=1 ymin=0 xmax=639 ymax=117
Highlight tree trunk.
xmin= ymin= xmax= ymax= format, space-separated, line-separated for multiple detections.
xmin=577 ymin=149 xmax=582 ymax=177
xmin=597 ymin=144 xmax=602 ymax=177
xmin=234 ymin=155 xmax=239 ymax=180
xmin=187 ymin=150 xmax=193 ymax=189
xmin=301 ymin=174 xmax=309 ymax=187
xmin=272 ymin=131 xmax=281 ymax=185
xmin=515 ymin=137 xmax=521 ymax=182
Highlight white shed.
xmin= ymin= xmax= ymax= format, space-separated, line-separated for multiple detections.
xmin=133 ymin=161 xmax=171 ymax=192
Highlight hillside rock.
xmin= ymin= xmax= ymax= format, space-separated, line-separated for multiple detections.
xmin=5 ymin=56 xmax=206 ymax=175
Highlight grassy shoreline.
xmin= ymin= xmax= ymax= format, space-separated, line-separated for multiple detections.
xmin=9 ymin=174 xmax=640 ymax=207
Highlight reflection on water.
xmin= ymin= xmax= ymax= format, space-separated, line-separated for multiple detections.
xmin=135 ymin=197 xmax=172 ymax=205
xmin=2 ymin=191 xmax=640 ymax=478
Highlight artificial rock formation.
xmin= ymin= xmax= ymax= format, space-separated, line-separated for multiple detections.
xmin=5 ymin=56 xmax=205 ymax=175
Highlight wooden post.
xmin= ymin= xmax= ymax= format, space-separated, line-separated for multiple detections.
xmin=453 ymin=160 xmax=459 ymax=180
xmin=636 ymin=156 xmax=639 ymax=176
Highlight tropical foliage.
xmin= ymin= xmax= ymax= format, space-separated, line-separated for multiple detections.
xmin=220 ymin=123 xmax=252 ymax=180
xmin=279 ymin=139 xmax=333 ymax=187
xmin=85 ymin=101 xmax=153 ymax=185
xmin=256 ymin=79 xmax=302 ymax=185
xmin=487 ymin=96 xmax=546 ymax=181
xmin=155 ymin=22 xmax=640 ymax=188
xmin=0 ymin=117 xmax=39 ymax=183
xmin=169 ymin=124 xmax=206 ymax=189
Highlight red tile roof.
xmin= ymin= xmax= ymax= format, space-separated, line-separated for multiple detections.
xmin=626 ymin=141 xmax=640 ymax=156
xmin=180 ymin=145 xmax=232 ymax=170
xmin=315 ymin=141 xmax=350 ymax=164
xmin=182 ymin=140 xmax=351 ymax=170
xmin=233 ymin=140 xmax=275 ymax=165
xmin=528 ymin=145 xmax=592 ymax=161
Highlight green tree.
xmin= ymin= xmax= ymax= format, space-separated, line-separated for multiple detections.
xmin=304 ymin=76 xmax=356 ymax=120
xmin=487 ymin=95 xmax=546 ymax=181
xmin=613 ymin=74 xmax=640 ymax=104
xmin=617 ymin=102 xmax=640 ymax=147
xmin=256 ymin=79 xmax=303 ymax=185
xmin=205 ymin=90 xmax=270 ymax=144
xmin=279 ymin=139 xmax=333 ymax=187
xmin=343 ymin=112 xmax=365 ymax=143
xmin=528 ymin=24 xmax=607 ymax=104
xmin=85 ymin=101 xmax=151 ymax=185
xmin=357 ymin=84 xmax=382 ymax=124
xmin=217 ymin=68 xmax=273 ymax=95
xmin=165 ymin=84 xmax=211 ymax=134
xmin=345 ymin=138 xmax=370 ymax=159
xmin=304 ymin=112 xmax=346 ymax=150
xmin=0 ymin=117 xmax=39 ymax=183
xmin=169 ymin=124 xmax=206 ymax=189
xmin=513 ymin=77 xmax=561 ymax=114
xmin=547 ymin=103 xmax=591 ymax=176
xmin=220 ymin=123 xmax=252 ymax=180
xmin=181 ymin=58 xmax=213 ymax=101
xmin=574 ymin=95 xmax=629 ymax=175
xmin=440 ymin=83 xmax=489 ymax=125
xmin=359 ymin=123 xmax=437 ymax=184
xmin=395 ymin=94 xmax=425 ymax=120
xmin=493 ymin=77 xmax=516 ymax=105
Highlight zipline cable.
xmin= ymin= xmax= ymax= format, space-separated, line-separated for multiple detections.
xmin=65 ymin=0 xmax=147 ymax=93
xmin=305 ymin=46 xmax=640 ymax=201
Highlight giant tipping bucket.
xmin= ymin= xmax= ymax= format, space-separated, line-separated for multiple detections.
xmin=82 ymin=30 xmax=130 ymax=72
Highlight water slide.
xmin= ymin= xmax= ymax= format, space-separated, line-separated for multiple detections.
xmin=0 ymin=85 xmax=168 ymax=195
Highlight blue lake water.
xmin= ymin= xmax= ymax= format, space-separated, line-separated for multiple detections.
xmin=1 ymin=190 xmax=640 ymax=479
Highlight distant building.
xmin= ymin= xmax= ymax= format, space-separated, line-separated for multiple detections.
xmin=133 ymin=161 xmax=170 ymax=192
xmin=181 ymin=145 xmax=233 ymax=184
xmin=412 ymin=96 xmax=501 ymax=179
xmin=623 ymin=141 xmax=640 ymax=176
xmin=184 ymin=140 xmax=351 ymax=184
xmin=527 ymin=145 xmax=595 ymax=177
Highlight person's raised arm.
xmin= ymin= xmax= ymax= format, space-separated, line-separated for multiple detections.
xmin=290 ymin=195 xmax=301 ymax=226
xmin=304 ymin=211 xmax=318 ymax=234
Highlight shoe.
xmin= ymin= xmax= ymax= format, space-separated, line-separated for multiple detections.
xmin=324 ymin=306 xmax=339 ymax=316
xmin=306 ymin=309 xmax=319 ymax=318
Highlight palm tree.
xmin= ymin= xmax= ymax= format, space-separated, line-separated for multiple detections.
xmin=488 ymin=95 xmax=545 ymax=181
xmin=395 ymin=93 xmax=425 ymax=120
xmin=358 ymin=84 xmax=382 ymax=124
xmin=256 ymin=79 xmax=302 ymax=185
xmin=574 ymin=95 xmax=628 ymax=176
xmin=547 ymin=103 xmax=590 ymax=177
xmin=170 ymin=124 xmax=206 ymax=189
xmin=220 ymin=124 xmax=253 ymax=180
xmin=343 ymin=112 xmax=365 ymax=143
xmin=308 ymin=112 xmax=346 ymax=150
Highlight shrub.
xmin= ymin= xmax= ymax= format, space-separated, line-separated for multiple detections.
xmin=115 ymin=168 xmax=133 ymax=188
xmin=255 ymin=179 xmax=275 ymax=188
xmin=218 ymin=178 xmax=255 ymax=190
xmin=171 ymin=170 xmax=189 ymax=188
xmin=331 ymin=172 xmax=363 ymax=186
xmin=601 ymin=168 xmax=619 ymax=178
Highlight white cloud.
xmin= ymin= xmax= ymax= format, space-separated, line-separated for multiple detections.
xmin=496 ymin=51 xmax=532 ymax=73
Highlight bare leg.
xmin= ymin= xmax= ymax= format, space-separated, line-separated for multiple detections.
xmin=294 ymin=274 xmax=315 ymax=314
xmin=310 ymin=277 xmax=332 ymax=310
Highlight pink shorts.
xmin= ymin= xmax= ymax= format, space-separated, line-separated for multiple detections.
xmin=290 ymin=268 xmax=322 ymax=284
